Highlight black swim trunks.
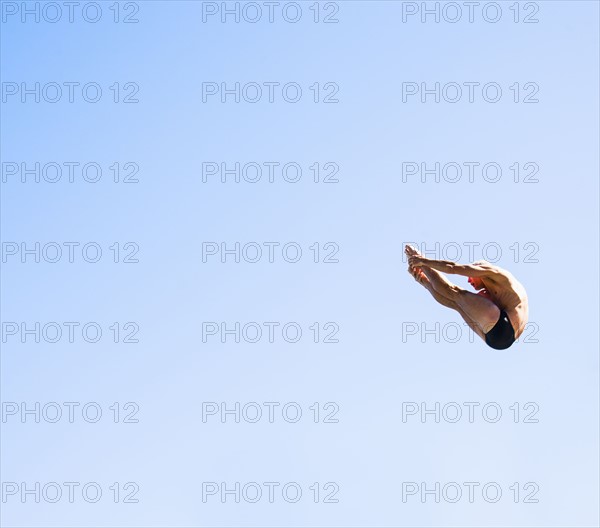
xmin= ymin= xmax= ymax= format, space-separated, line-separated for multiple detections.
xmin=485 ymin=310 xmax=516 ymax=350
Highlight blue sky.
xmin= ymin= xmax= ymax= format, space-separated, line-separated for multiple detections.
xmin=1 ymin=1 xmax=599 ymax=526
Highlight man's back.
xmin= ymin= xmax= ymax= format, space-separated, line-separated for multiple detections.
xmin=481 ymin=267 xmax=529 ymax=338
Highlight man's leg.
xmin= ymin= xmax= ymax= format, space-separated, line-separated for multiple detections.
xmin=419 ymin=266 xmax=457 ymax=300
xmin=419 ymin=266 xmax=500 ymax=334
xmin=404 ymin=244 xmax=500 ymax=334
xmin=409 ymin=266 xmax=486 ymax=340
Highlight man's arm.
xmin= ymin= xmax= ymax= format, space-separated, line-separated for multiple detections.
xmin=408 ymin=256 xmax=502 ymax=278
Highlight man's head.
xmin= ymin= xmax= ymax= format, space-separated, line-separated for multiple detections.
xmin=467 ymin=276 xmax=485 ymax=290
xmin=468 ymin=261 xmax=487 ymax=290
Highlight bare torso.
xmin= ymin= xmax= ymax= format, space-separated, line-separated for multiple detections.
xmin=480 ymin=272 xmax=529 ymax=339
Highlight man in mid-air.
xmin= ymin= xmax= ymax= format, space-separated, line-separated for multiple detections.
xmin=405 ymin=244 xmax=528 ymax=349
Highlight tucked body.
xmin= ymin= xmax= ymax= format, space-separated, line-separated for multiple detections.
xmin=405 ymin=245 xmax=528 ymax=349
